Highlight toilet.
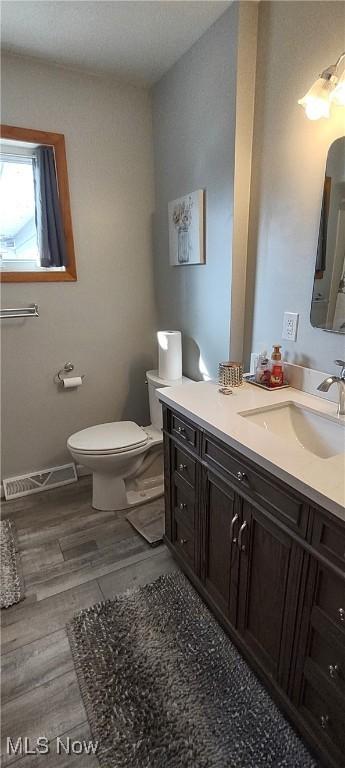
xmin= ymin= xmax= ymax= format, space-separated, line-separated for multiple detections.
xmin=67 ymin=370 xmax=190 ymax=511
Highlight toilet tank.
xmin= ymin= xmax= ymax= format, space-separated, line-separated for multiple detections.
xmin=146 ymin=370 xmax=191 ymax=430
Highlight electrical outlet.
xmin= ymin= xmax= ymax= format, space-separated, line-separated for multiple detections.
xmin=282 ymin=312 xmax=299 ymax=341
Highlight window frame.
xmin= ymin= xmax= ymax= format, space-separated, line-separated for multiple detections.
xmin=0 ymin=125 xmax=77 ymax=283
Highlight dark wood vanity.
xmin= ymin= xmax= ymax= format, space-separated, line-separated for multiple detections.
xmin=162 ymin=404 xmax=345 ymax=768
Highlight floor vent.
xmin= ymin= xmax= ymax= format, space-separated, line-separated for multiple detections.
xmin=3 ymin=463 xmax=78 ymax=500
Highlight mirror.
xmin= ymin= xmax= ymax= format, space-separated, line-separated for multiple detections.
xmin=0 ymin=125 xmax=76 ymax=282
xmin=310 ymin=136 xmax=345 ymax=333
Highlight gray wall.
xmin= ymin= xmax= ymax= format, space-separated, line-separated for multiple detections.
xmin=1 ymin=54 xmax=156 ymax=479
xmin=152 ymin=5 xmax=239 ymax=381
xmin=244 ymin=1 xmax=345 ymax=372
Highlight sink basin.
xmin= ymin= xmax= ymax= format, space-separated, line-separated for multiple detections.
xmin=240 ymin=402 xmax=345 ymax=459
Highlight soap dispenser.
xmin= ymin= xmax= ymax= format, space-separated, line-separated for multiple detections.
xmin=270 ymin=345 xmax=284 ymax=387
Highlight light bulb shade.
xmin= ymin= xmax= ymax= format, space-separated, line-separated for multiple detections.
xmin=298 ymin=76 xmax=334 ymax=120
xmin=330 ymin=70 xmax=345 ymax=106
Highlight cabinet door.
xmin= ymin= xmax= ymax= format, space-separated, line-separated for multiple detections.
xmin=237 ymin=500 xmax=302 ymax=689
xmin=201 ymin=469 xmax=240 ymax=624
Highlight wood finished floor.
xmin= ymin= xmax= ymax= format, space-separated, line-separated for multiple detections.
xmin=1 ymin=478 xmax=179 ymax=766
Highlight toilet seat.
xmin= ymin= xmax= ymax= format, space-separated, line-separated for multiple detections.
xmin=67 ymin=421 xmax=148 ymax=455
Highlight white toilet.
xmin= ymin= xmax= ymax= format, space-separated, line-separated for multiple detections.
xmin=67 ymin=370 xmax=190 ymax=511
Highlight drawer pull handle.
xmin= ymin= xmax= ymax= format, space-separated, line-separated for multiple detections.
xmin=179 ymin=464 xmax=187 ymax=472
xmin=179 ymin=502 xmax=187 ymax=511
xmin=328 ymin=664 xmax=339 ymax=679
xmin=236 ymin=471 xmax=247 ymax=483
xmin=180 ymin=538 xmax=188 ymax=545
xmin=320 ymin=715 xmax=329 ymax=730
xmin=177 ymin=426 xmax=185 ymax=434
xmin=230 ymin=513 xmax=239 ymax=544
xmin=238 ymin=521 xmax=248 ymax=552
xmin=338 ymin=608 xmax=345 ymax=622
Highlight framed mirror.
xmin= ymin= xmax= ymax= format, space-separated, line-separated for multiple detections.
xmin=310 ymin=136 xmax=345 ymax=333
xmin=0 ymin=125 xmax=76 ymax=282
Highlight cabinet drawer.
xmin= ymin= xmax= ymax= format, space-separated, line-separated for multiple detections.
xmin=311 ymin=511 xmax=345 ymax=573
xmin=173 ymin=518 xmax=194 ymax=568
xmin=173 ymin=444 xmax=196 ymax=488
xmin=301 ymin=662 xmax=345 ymax=757
xmin=170 ymin=412 xmax=198 ymax=452
xmin=313 ymin=565 xmax=345 ymax=636
xmin=308 ymin=622 xmax=345 ymax=699
xmin=172 ymin=479 xmax=195 ymax=531
xmin=202 ymin=433 xmax=307 ymax=535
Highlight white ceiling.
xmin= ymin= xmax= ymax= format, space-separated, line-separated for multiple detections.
xmin=1 ymin=1 xmax=231 ymax=86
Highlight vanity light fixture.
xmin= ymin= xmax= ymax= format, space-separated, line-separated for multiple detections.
xmin=330 ymin=68 xmax=345 ymax=106
xmin=298 ymin=52 xmax=345 ymax=119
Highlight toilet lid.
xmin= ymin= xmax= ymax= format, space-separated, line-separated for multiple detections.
xmin=68 ymin=421 xmax=148 ymax=454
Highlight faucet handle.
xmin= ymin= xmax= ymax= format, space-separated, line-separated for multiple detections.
xmin=335 ymin=360 xmax=345 ymax=379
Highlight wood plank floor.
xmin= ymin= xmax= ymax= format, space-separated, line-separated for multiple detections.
xmin=1 ymin=478 xmax=178 ymax=766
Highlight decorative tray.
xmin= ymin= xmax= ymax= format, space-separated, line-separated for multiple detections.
xmin=243 ymin=374 xmax=290 ymax=391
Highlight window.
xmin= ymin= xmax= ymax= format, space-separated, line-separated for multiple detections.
xmin=0 ymin=126 xmax=76 ymax=283
xmin=1 ymin=145 xmax=42 ymax=271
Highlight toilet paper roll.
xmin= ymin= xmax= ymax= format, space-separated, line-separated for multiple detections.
xmin=63 ymin=376 xmax=83 ymax=389
xmin=158 ymin=330 xmax=182 ymax=381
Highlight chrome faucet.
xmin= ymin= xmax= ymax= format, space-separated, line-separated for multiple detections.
xmin=317 ymin=360 xmax=345 ymax=416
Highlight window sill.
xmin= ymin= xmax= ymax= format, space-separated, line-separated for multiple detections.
xmin=0 ymin=268 xmax=77 ymax=283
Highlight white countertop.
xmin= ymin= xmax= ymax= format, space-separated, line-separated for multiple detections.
xmin=158 ymin=380 xmax=345 ymax=523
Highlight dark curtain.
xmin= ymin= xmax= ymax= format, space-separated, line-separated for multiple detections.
xmin=33 ymin=146 xmax=68 ymax=268
xmin=316 ymin=195 xmax=327 ymax=273
xmin=315 ymin=177 xmax=331 ymax=274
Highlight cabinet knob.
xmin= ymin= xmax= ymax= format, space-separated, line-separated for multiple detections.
xmin=320 ymin=715 xmax=329 ymax=730
xmin=179 ymin=502 xmax=186 ymax=511
xmin=338 ymin=608 xmax=345 ymax=622
xmin=179 ymin=463 xmax=187 ymax=472
xmin=180 ymin=538 xmax=188 ymax=545
xmin=236 ymin=471 xmax=247 ymax=482
xmin=177 ymin=426 xmax=185 ymax=435
xmin=328 ymin=664 xmax=339 ymax=679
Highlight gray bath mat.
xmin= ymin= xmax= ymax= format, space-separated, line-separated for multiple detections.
xmin=67 ymin=571 xmax=316 ymax=768
xmin=125 ymin=503 xmax=164 ymax=546
xmin=0 ymin=519 xmax=24 ymax=608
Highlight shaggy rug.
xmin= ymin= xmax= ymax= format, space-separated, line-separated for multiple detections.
xmin=0 ymin=519 xmax=24 ymax=608
xmin=67 ymin=571 xmax=317 ymax=768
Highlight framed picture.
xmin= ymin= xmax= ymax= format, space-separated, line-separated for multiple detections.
xmin=168 ymin=189 xmax=204 ymax=266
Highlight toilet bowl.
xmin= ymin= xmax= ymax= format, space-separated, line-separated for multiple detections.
xmin=67 ymin=370 xmax=191 ymax=511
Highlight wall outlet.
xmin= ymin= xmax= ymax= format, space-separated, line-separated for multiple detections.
xmin=282 ymin=312 xmax=299 ymax=341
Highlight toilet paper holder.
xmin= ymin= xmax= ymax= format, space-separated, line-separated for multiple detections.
xmin=55 ymin=362 xmax=85 ymax=386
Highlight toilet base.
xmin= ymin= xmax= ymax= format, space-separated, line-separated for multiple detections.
xmin=92 ymin=471 xmax=164 ymax=512
xmin=92 ymin=473 xmax=127 ymax=511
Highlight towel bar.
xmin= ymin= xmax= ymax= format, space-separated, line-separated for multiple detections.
xmin=0 ymin=304 xmax=39 ymax=319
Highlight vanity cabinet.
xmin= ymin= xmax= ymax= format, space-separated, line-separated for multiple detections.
xmin=162 ymin=405 xmax=345 ymax=768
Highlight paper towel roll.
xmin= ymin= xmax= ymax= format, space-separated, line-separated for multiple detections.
xmin=158 ymin=330 xmax=182 ymax=380
xmin=63 ymin=376 xmax=83 ymax=389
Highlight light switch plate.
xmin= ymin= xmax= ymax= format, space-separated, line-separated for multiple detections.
xmin=282 ymin=312 xmax=299 ymax=341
